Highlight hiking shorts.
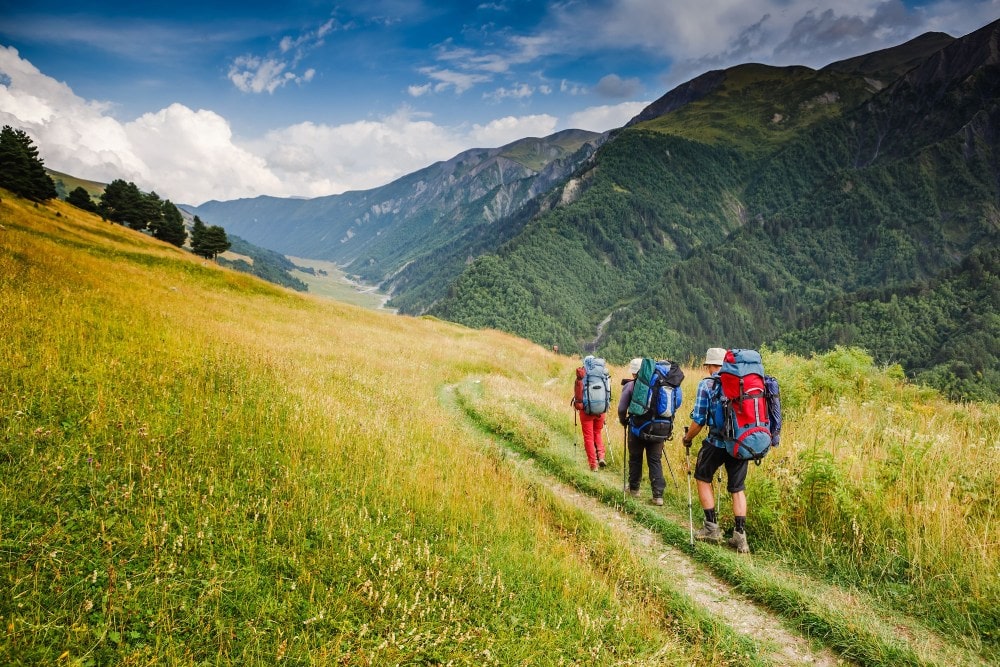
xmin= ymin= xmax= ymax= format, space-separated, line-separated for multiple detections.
xmin=694 ymin=441 xmax=748 ymax=494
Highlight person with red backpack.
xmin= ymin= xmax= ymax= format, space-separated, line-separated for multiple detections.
xmin=572 ymin=355 xmax=609 ymax=471
xmin=681 ymin=347 xmax=751 ymax=553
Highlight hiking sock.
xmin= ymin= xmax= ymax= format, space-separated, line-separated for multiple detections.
xmin=734 ymin=516 xmax=746 ymax=534
xmin=704 ymin=508 xmax=717 ymax=524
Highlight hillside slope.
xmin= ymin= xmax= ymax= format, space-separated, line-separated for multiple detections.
xmin=2 ymin=193 xmax=995 ymax=665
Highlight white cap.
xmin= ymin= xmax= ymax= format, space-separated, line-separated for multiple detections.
xmin=628 ymin=358 xmax=642 ymax=374
xmin=704 ymin=347 xmax=726 ymax=366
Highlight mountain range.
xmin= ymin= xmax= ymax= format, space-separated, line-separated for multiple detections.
xmin=188 ymin=129 xmax=605 ymax=313
xmin=187 ymin=18 xmax=1000 ymax=401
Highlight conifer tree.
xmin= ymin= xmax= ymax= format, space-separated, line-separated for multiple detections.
xmin=0 ymin=125 xmax=57 ymax=201
xmin=190 ymin=215 xmax=207 ymax=250
xmin=151 ymin=200 xmax=188 ymax=247
xmin=99 ymin=179 xmax=145 ymax=226
xmin=138 ymin=190 xmax=164 ymax=232
xmin=66 ymin=186 xmax=98 ymax=212
xmin=196 ymin=224 xmax=231 ymax=260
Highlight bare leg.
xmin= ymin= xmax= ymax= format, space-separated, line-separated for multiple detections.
xmin=697 ymin=479 xmax=714 ymax=511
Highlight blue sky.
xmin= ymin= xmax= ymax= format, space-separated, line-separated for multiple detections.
xmin=1 ymin=1 xmax=996 ymax=205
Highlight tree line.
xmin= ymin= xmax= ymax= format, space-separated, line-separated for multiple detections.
xmin=0 ymin=124 xmax=230 ymax=260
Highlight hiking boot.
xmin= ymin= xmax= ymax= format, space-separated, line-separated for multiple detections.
xmin=598 ymin=458 xmax=607 ymax=468
xmin=727 ymin=529 xmax=750 ymax=554
xmin=623 ymin=486 xmax=640 ymax=497
xmin=590 ymin=464 xmax=599 ymax=472
xmin=694 ymin=521 xmax=723 ymax=544
xmin=651 ymin=497 xmax=664 ymax=506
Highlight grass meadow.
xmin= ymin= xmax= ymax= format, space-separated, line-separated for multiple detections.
xmin=1 ymin=191 xmax=997 ymax=665
xmin=1 ymin=195 xmax=737 ymax=665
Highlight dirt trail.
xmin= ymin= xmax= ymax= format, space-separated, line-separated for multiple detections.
xmin=510 ymin=449 xmax=841 ymax=666
xmin=445 ymin=381 xmax=994 ymax=667
xmin=443 ymin=384 xmax=841 ymax=666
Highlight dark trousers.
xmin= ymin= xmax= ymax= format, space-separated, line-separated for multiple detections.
xmin=627 ymin=436 xmax=665 ymax=498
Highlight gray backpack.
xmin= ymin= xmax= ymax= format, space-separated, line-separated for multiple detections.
xmin=575 ymin=355 xmax=610 ymax=415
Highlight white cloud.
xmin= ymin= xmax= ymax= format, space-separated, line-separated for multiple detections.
xmin=565 ymin=101 xmax=651 ymax=133
xmin=483 ymin=83 xmax=534 ymax=101
xmin=467 ymin=114 xmax=559 ymax=146
xmin=124 ymin=104 xmax=283 ymax=201
xmin=0 ymin=46 xmax=570 ymax=205
xmin=229 ymin=56 xmax=287 ymax=94
xmin=407 ymin=83 xmax=432 ymax=97
xmin=248 ymin=109 xmax=470 ymax=196
xmin=227 ymin=17 xmax=337 ymax=94
xmin=418 ymin=67 xmax=492 ymax=94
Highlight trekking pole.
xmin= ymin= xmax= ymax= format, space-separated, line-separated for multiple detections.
xmin=603 ymin=421 xmax=614 ymax=463
xmin=685 ymin=427 xmax=694 ymax=547
xmin=662 ymin=446 xmax=679 ymax=493
xmin=622 ymin=427 xmax=627 ymax=501
xmin=571 ymin=401 xmax=578 ymax=448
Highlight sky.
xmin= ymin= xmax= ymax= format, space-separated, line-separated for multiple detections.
xmin=0 ymin=1 xmax=997 ymax=206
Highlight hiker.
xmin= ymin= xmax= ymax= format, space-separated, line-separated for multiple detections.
xmin=573 ymin=355 xmax=609 ymax=471
xmin=618 ymin=358 xmax=666 ymax=505
xmin=682 ymin=347 xmax=751 ymax=553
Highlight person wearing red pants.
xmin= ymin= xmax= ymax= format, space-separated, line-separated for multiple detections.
xmin=578 ymin=409 xmax=607 ymax=471
xmin=572 ymin=355 xmax=610 ymax=471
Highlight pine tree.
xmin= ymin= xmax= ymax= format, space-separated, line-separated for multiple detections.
xmin=190 ymin=216 xmax=207 ymax=251
xmin=152 ymin=200 xmax=188 ymax=247
xmin=136 ymin=190 xmax=163 ymax=232
xmin=191 ymin=217 xmax=230 ymax=259
xmin=199 ymin=225 xmax=231 ymax=260
xmin=66 ymin=186 xmax=98 ymax=212
xmin=99 ymin=179 xmax=145 ymax=226
xmin=0 ymin=125 xmax=57 ymax=201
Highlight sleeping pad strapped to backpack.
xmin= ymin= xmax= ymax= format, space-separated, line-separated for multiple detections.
xmin=627 ymin=358 xmax=684 ymax=442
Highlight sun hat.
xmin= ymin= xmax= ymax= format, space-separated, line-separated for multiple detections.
xmin=704 ymin=347 xmax=726 ymax=366
xmin=628 ymin=358 xmax=642 ymax=374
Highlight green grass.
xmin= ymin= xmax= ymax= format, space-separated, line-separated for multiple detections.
xmin=46 ymin=169 xmax=107 ymax=201
xmin=286 ymin=256 xmax=393 ymax=310
xmin=636 ymin=63 xmax=871 ymax=152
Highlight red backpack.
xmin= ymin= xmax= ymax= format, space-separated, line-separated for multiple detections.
xmin=714 ymin=349 xmax=773 ymax=461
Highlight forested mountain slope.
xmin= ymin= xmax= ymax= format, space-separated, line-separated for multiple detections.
xmin=187 ymin=129 xmax=605 ymax=313
xmin=432 ymin=20 xmax=1000 ymax=400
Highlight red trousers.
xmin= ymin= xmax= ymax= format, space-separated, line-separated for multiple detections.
xmin=579 ymin=411 xmax=607 ymax=468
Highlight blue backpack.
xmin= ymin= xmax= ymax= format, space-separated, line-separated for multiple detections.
xmin=627 ymin=359 xmax=684 ymax=442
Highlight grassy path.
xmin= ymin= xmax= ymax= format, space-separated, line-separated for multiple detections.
xmin=442 ymin=382 xmax=840 ymax=666
xmin=446 ymin=378 xmax=990 ymax=667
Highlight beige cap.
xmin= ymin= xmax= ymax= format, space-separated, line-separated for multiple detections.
xmin=629 ymin=358 xmax=642 ymax=374
xmin=704 ymin=347 xmax=726 ymax=366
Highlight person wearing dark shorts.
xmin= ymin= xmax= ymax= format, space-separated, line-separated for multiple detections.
xmin=682 ymin=347 xmax=751 ymax=553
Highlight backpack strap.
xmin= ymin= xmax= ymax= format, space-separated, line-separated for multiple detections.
xmin=704 ymin=377 xmax=726 ymax=440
